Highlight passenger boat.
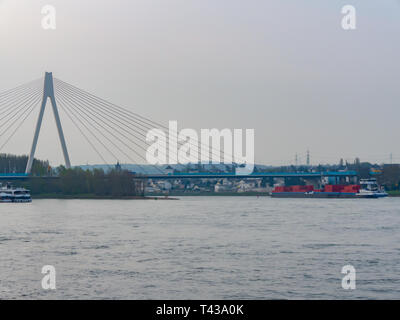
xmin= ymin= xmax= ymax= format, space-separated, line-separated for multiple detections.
xmin=0 ymin=183 xmax=32 ymax=203
xmin=0 ymin=191 xmax=13 ymax=203
xmin=357 ymin=178 xmax=388 ymax=198
xmin=270 ymin=178 xmax=388 ymax=198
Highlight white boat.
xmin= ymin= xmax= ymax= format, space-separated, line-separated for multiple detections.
xmin=0 ymin=183 xmax=32 ymax=203
xmin=356 ymin=178 xmax=388 ymax=198
xmin=0 ymin=191 xmax=13 ymax=203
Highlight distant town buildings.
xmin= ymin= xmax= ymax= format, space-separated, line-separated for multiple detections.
xmin=146 ymin=177 xmax=273 ymax=195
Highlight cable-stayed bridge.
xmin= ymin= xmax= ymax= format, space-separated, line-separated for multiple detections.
xmin=1 ymin=72 xmax=197 ymax=177
xmin=0 ymin=72 xmax=357 ymax=182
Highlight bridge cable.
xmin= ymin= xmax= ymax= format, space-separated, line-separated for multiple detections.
xmin=0 ymin=87 xmax=42 ymax=128
xmin=56 ymin=85 xmax=151 ymax=155
xmin=54 ymin=79 xmax=203 ymax=163
xmin=54 ymin=79 xmax=207 ymax=166
xmin=0 ymin=82 xmax=42 ymax=111
xmin=56 ymin=87 xmax=142 ymax=164
xmin=0 ymin=84 xmax=42 ymax=115
xmin=0 ymin=95 xmax=42 ymax=152
xmin=56 ymin=87 xmax=178 ymax=173
xmin=57 ymin=95 xmax=123 ymax=163
xmin=54 ymin=79 xmax=159 ymax=134
xmin=55 ymin=80 xmax=197 ymax=165
xmin=57 ymin=95 xmax=134 ymax=164
xmin=54 ymin=78 xmax=233 ymax=165
xmin=56 ymin=89 xmax=162 ymax=174
xmin=0 ymin=78 xmax=43 ymax=101
xmin=55 ymin=82 xmax=193 ymax=165
xmin=56 ymin=95 xmax=116 ymax=167
xmin=0 ymin=89 xmax=41 ymax=135
xmin=55 ymin=82 xmax=156 ymax=145
xmin=54 ymin=78 xmax=226 ymax=163
xmin=0 ymin=89 xmax=42 ymax=136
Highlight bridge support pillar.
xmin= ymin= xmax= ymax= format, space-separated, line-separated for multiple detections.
xmin=25 ymin=72 xmax=71 ymax=174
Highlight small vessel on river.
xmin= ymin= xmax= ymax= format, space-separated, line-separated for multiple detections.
xmin=0 ymin=183 xmax=32 ymax=203
xmin=270 ymin=178 xmax=388 ymax=199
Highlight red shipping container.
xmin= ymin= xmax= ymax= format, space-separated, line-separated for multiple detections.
xmin=332 ymin=185 xmax=345 ymax=192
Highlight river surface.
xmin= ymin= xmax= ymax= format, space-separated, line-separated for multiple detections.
xmin=0 ymin=197 xmax=399 ymax=299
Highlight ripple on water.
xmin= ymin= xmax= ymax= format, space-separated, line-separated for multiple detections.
xmin=0 ymin=197 xmax=399 ymax=299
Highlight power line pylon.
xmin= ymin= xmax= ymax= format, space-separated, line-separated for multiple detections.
xmin=25 ymin=72 xmax=71 ymax=174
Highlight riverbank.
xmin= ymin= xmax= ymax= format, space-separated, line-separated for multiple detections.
xmin=146 ymin=191 xmax=270 ymax=197
xmin=148 ymin=191 xmax=400 ymax=197
xmin=31 ymin=190 xmax=400 ymax=198
xmin=32 ymin=194 xmax=178 ymax=200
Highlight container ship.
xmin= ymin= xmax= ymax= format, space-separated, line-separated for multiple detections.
xmin=270 ymin=178 xmax=388 ymax=198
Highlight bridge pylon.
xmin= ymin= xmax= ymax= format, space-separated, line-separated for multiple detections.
xmin=25 ymin=72 xmax=71 ymax=174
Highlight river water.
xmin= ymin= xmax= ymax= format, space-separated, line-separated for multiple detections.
xmin=0 ymin=197 xmax=399 ymax=299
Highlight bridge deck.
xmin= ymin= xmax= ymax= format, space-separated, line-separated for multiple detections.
xmin=138 ymin=171 xmax=358 ymax=179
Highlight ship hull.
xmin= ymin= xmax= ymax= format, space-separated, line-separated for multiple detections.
xmin=270 ymin=192 xmax=387 ymax=198
xmin=12 ymin=198 xmax=32 ymax=203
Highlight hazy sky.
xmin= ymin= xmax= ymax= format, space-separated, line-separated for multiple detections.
xmin=0 ymin=0 xmax=399 ymax=166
